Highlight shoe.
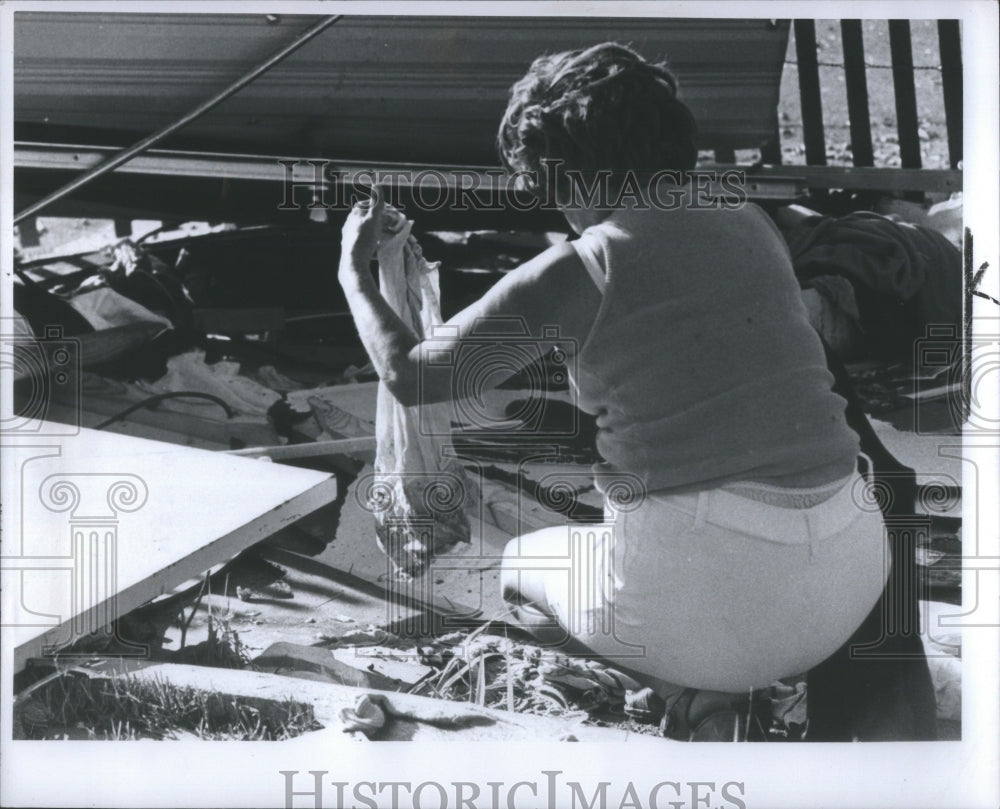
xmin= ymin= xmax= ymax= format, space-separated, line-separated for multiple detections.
xmin=660 ymin=688 xmax=757 ymax=742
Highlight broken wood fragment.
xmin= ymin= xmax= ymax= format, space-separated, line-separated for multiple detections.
xmin=226 ymin=435 xmax=376 ymax=460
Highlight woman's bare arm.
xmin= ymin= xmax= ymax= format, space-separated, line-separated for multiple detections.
xmin=339 ymin=198 xmax=600 ymax=406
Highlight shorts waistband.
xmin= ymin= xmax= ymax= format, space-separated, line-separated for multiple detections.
xmin=649 ymin=472 xmax=871 ymax=544
xmin=721 ymin=474 xmax=852 ymax=508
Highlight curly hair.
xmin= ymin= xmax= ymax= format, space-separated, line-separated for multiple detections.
xmin=497 ymin=42 xmax=698 ymax=196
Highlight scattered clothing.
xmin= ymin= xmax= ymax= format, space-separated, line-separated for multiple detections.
xmin=786 ymin=211 xmax=962 ymax=362
xmin=800 ymin=278 xmax=863 ymax=357
xmin=68 ymin=286 xmax=173 ymax=335
xmin=136 ymin=349 xmax=281 ymax=417
xmin=308 ymin=395 xmax=375 ymax=441
xmin=769 ymin=680 xmax=808 ymax=729
xmin=340 ymin=694 xmax=387 ymax=738
xmin=13 ymin=278 xmax=95 ymax=337
xmin=254 ymin=365 xmax=306 ymax=394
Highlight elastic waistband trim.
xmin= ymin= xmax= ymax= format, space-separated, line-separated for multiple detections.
xmin=721 ymin=474 xmax=852 ymax=508
xmin=646 ymin=472 xmax=874 ymax=544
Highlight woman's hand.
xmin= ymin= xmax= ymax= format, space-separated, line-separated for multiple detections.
xmin=340 ymin=187 xmax=385 ymax=268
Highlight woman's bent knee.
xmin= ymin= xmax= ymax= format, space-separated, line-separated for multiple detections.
xmin=500 ymin=537 xmax=522 ymax=602
xmin=500 ymin=527 xmax=569 ymax=607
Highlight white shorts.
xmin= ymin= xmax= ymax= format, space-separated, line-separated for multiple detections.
xmin=505 ymin=470 xmax=890 ymax=691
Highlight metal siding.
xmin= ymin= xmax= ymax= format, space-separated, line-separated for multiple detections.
xmin=14 ymin=13 xmax=789 ymax=165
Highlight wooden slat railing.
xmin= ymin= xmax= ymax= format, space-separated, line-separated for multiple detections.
xmin=794 ymin=20 xmax=828 ymax=169
xmin=840 ymin=20 xmax=875 ymax=168
xmin=937 ymin=20 xmax=963 ymax=171
xmin=790 ymin=18 xmax=962 ymax=197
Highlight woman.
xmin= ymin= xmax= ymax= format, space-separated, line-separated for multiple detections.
xmin=339 ymin=43 xmax=889 ymax=720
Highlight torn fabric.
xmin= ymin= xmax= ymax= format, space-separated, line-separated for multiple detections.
xmin=369 ymin=208 xmax=477 ymax=577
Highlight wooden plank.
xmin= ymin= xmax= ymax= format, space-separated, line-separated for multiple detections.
xmin=227 ymin=435 xmax=375 ymax=460
xmin=118 ymin=662 xmax=641 ymax=741
xmin=793 ymin=20 xmax=827 ymax=168
xmin=5 ymin=425 xmax=337 ymax=670
xmin=888 ymin=20 xmax=923 ymax=202
xmin=888 ymin=20 xmax=922 ymax=170
xmin=759 ymin=124 xmax=783 ymax=165
xmin=937 ymin=19 xmax=963 ymax=170
xmin=840 ymin=20 xmax=875 ymax=167
xmin=742 ymin=165 xmax=961 ymax=193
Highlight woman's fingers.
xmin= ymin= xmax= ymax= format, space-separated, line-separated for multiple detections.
xmin=369 ymin=185 xmax=385 ymax=216
xmin=354 ymin=185 xmax=383 ymax=215
xmin=342 ymin=186 xmax=391 ymax=261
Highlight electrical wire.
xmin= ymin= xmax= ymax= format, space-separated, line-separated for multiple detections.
xmin=92 ymin=391 xmax=236 ymax=430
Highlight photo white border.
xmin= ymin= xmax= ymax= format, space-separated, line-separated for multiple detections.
xmin=1 ymin=2 xmax=997 ymax=807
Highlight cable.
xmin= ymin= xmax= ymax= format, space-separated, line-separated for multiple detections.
xmin=93 ymin=391 xmax=236 ymax=430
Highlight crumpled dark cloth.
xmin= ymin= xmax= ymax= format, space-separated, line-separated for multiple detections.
xmin=786 ymin=212 xmax=962 ymax=360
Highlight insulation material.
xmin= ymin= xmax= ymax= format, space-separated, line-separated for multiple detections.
xmin=370 ymin=208 xmax=477 ymax=578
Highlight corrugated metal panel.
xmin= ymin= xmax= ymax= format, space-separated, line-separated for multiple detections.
xmin=14 ymin=13 xmax=789 ymax=165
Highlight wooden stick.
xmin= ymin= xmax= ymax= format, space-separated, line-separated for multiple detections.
xmin=888 ymin=20 xmax=923 ymax=203
xmin=226 ymin=435 xmax=376 ymax=460
xmin=793 ymin=20 xmax=827 ymax=169
xmin=840 ymin=20 xmax=875 ymax=168
xmin=937 ymin=19 xmax=963 ymax=171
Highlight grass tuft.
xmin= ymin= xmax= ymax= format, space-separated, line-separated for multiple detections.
xmin=14 ymin=671 xmax=322 ymax=741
